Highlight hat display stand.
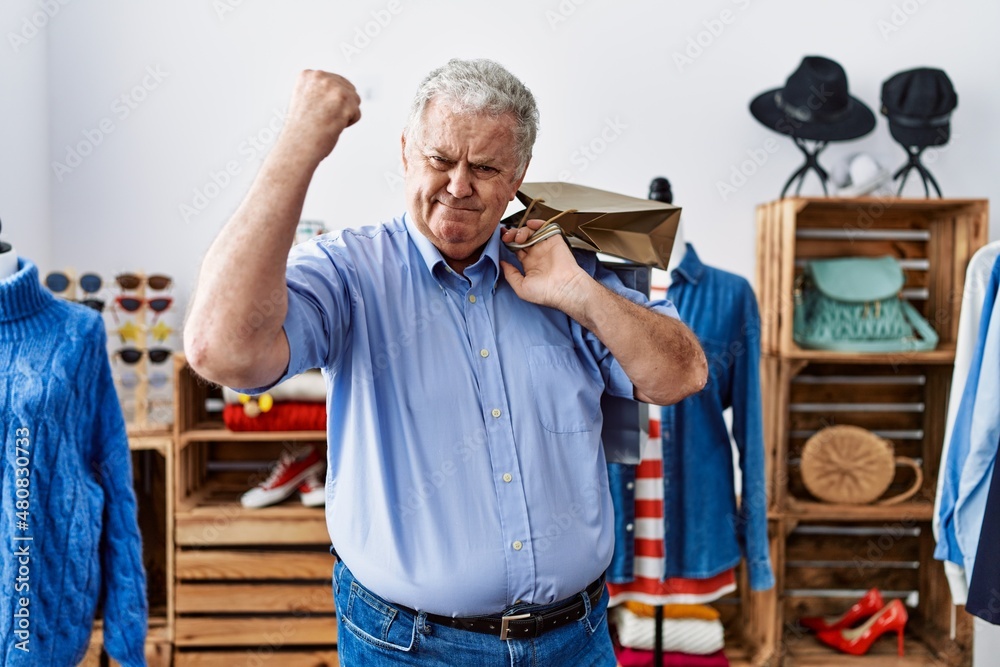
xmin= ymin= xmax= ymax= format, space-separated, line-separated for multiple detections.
xmin=893 ymin=146 xmax=943 ymax=198
xmin=781 ymin=138 xmax=831 ymax=198
xmin=749 ymin=56 xmax=876 ymax=199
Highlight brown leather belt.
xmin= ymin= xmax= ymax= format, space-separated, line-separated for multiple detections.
xmin=420 ymin=574 xmax=606 ymax=640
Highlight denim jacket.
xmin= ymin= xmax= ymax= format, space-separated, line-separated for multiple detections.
xmin=608 ymin=245 xmax=775 ymax=591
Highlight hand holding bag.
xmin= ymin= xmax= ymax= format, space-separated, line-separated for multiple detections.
xmin=793 ymin=255 xmax=939 ymax=352
xmin=506 ymin=182 xmax=682 ymax=270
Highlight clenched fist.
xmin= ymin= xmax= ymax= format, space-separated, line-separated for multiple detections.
xmin=280 ymin=70 xmax=362 ymax=167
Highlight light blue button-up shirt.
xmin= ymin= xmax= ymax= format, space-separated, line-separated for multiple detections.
xmin=936 ymin=254 xmax=1000 ymax=582
xmin=244 ymin=214 xmax=676 ymax=616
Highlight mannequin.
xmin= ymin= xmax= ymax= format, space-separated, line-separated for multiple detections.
xmin=647 ymin=177 xmax=687 ymax=288
xmin=0 ymin=217 xmax=18 ymax=280
xmin=0 ymin=247 xmax=148 ymax=662
xmin=608 ymin=176 xmax=774 ymax=667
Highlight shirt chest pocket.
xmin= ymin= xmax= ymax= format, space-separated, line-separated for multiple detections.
xmin=527 ymin=345 xmax=603 ymax=433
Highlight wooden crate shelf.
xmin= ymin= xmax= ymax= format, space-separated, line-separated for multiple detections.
xmin=129 ymin=433 xmax=173 ymax=453
xmin=178 ymin=428 xmax=326 ymax=449
xmin=173 ymin=354 xmax=339 ymax=660
xmin=781 ymin=501 xmax=934 ymax=523
xmin=781 ymin=631 xmax=943 ymax=666
xmin=755 ymin=198 xmax=983 ymax=667
xmin=173 ymin=543 xmax=337 ymax=648
xmin=775 ymin=518 xmax=970 ymax=667
xmin=173 ymin=649 xmax=339 ymax=666
xmin=176 ymin=548 xmax=333 ymax=580
xmin=763 ymin=358 xmax=952 ymax=513
xmin=131 ymin=446 xmax=173 ymax=627
xmin=755 ymin=197 xmax=988 ymax=358
xmin=174 ymin=616 xmax=337 ymax=648
xmin=778 ymin=346 xmax=956 ymax=365
xmin=83 ymin=626 xmax=173 ymax=667
xmin=174 ymin=480 xmax=328 ymax=546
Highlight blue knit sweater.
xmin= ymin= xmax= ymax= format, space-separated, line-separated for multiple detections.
xmin=0 ymin=259 xmax=147 ymax=666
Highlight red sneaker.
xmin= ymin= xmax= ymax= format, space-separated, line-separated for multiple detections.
xmin=298 ymin=470 xmax=326 ymax=507
xmin=241 ymin=445 xmax=324 ymax=508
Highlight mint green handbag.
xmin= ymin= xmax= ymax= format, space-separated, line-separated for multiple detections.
xmin=793 ymin=256 xmax=939 ymax=352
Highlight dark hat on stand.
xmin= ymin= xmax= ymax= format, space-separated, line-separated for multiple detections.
xmin=881 ymin=68 xmax=957 ymax=148
xmin=750 ymin=55 xmax=876 ymax=142
xmin=648 ymin=177 xmax=673 ymax=204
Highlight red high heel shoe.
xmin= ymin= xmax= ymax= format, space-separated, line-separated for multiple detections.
xmin=799 ymin=588 xmax=884 ymax=632
xmin=816 ymin=599 xmax=908 ymax=657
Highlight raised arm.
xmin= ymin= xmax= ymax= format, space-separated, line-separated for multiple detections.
xmin=500 ymin=219 xmax=707 ymax=405
xmin=183 ymin=70 xmax=361 ymax=389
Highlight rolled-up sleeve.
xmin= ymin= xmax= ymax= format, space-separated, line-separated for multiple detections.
xmin=234 ymin=238 xmax=351 ymax=394
xmin=575 ymin=253 xmax=679 ymax=399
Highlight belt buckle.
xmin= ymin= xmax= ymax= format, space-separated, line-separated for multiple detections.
xmin=499 ymin=613 xmax=532 ymax=640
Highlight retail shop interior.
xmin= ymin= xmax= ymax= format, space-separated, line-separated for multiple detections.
xmin=4 ymin=3 xmax=1000 ymax=666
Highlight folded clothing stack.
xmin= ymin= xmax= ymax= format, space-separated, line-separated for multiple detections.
xmin=612 ymin=603 xmax=729 ymax=667
xmin=222 ymin=370 xmax=326 ymax=431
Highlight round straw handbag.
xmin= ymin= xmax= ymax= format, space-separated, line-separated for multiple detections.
xmin=800 ymin=425 xmax=923 ymax=505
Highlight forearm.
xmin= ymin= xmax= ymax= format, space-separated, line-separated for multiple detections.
xmin=569 ymin=277 xmax=707 ymax=405
xmin=184 ymin=139 xmax=317 ymax=386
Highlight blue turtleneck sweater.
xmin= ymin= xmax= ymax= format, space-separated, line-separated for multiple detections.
xmin=0 ymin=258 xmax=147 ymax=666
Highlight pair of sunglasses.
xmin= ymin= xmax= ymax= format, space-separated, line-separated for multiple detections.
xmin=115 ymin=321 xmax=174 ymax=344
xmin=45 ymin=271 xmax=103 ymax=295
xmin=115 ymin=347 xmax=172 ymax=364
xmin=117 ymin=370 xmax=170 ymax=389
xmin=78 ymin=298 xmax=105 ymax=313
xmin=116 ymin=273 xmax=172 ymax=291
xmin=115 ymin=296 xmax=173 ymax=313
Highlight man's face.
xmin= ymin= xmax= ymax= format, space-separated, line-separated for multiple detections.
xmin=402 ymin=100 xmax=526 ymax=269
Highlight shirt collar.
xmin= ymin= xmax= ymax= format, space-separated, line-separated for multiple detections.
xmin=671 ymin=243 xmax=704 ymax=285
xmin=403 ymin=212 xmax=502 ymax=289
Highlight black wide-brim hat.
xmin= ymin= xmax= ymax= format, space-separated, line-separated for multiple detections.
xmin=881 ymin=67 xmax=957 ymax=148
xmin=750 ymin=55 xmax=876 ymax=142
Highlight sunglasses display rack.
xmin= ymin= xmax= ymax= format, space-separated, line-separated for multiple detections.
xmin=111 ymin=271 xmax=176 ymax=435
xmin=42 ymin=268 xmax=178 ymax=434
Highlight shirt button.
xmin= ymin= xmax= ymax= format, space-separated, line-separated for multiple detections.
xmin=513 ymin=540 xmax=523 ymax=551
xmin=468 ymin=295 xmax=477 ymax=303
xmin=503 ymin=473 xmax=512 ymax=483
xmin=491 ymin=408 xmax=502 ymax=418
xmin=480 ymin=349 xmax=490 ymax=358
xmin=625 ymin=523 xmax=634 ymax=532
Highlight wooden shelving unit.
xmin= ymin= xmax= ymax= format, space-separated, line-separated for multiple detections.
xmin=171 ymin=355 xmax=339 ymax=666
xmin=757 ymin=197 xmax=987 ymax=666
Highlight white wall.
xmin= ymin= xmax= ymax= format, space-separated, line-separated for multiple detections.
xmin=0 ymin=0 xmax=51 ymax=269
xmin=11 ymin=0 xmax=1000 ymax=659
xmin=41 ymin=1 xmax=1000 ymax=299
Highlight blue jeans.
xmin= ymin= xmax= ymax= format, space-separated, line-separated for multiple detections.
xmin=333 ymin=559 xmax=616 ymax=666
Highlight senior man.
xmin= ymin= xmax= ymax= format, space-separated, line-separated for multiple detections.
xmin=184 ymin=59 xmax=707 ymax=666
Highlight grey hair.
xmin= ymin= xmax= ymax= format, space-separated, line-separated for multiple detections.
xmin=403 ymin=58 xmax=539 ymax=179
